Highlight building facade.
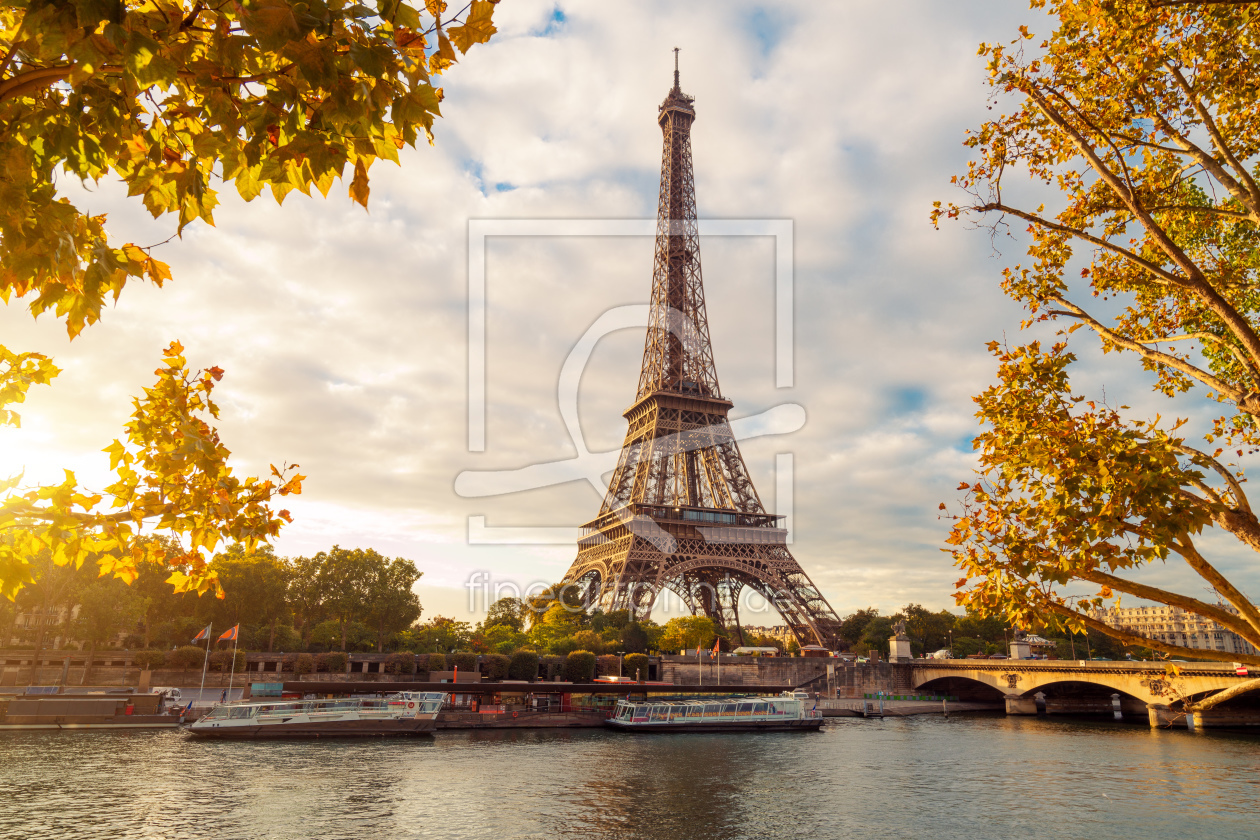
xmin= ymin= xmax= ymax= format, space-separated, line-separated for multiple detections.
xmin=1091 ymin=603 xmax=1258 ymax=657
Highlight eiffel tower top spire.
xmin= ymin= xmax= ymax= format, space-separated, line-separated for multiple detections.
xmin=638 ymin=51 xmax=716 ymax=402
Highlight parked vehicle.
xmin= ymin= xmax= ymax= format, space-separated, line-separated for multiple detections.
xmin=929 ymin=649 xmax=952 ymax=660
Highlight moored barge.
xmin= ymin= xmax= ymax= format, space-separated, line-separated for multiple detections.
xmin=187 ymin=691 xmax=446 ymax=739
xmin=0 ymin=692 xmax=181 ymax=730
xmin=606 ymin=694 xmax=823 ymax=733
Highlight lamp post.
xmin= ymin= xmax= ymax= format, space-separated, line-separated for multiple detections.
xmin=617 ymin=651 xmax=624 ymax=679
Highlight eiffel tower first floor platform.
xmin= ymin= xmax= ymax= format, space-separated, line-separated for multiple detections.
xmin=561 ymin=503 xmax=844 ymax=649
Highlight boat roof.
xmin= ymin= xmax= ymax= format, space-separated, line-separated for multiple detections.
xmin=222 ymin=691 xmax=447 ymax=707
xmin=616 ymin=694 xmax=798 ymax=705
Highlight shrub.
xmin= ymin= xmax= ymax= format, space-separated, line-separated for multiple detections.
xmin=290 ymin=653 xmax=314 ymax=676
xmin=385 ymin=653 xmax=416 ymax=675
xmin=508 ymin=650 xmax=539 ymax=681
xmin=450 ymin=652 xmax=477 ymax=673
xmin=166 ymin=646 xmax=205 ymax=670
xmin=563 ymin=650 xmax=597 ymax=682
xmin=595 ymin=655 xmax=621 ymax=677
xmin=480 ymin=654 xmax=510 ymax=681
xmin=426 ymin=653 xmax=447 ymax=673
xmin=134 ymin=650 xmax=167 ymax=670
xmin=317 ymin=652 xmax=348 ymax=673
xmin=624 ymin=653 xmax=650 ymax=682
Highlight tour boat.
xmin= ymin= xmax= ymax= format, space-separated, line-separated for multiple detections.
xmin=605 ymin=694 xmax=824 ymax=733
xmin=187 ymin=691 xmax=446 ymax=739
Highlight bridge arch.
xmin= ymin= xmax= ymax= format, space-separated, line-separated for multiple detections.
xmin=911 ymin=661 xmax=1247 ymax=711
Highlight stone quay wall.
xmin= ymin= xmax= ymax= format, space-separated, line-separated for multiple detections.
xmin=658 ymin=655 xmax=911 ymax=696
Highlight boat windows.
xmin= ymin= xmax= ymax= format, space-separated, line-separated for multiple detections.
xmin=650 ymin=706 xmax=668 ymax=722
xmin=202 ymin=707 xmax=230 ymax=721
xmin=686 ymin=706 xmax=702 ymax=718
xmin=702 ymin=704 xmax=721 ymax=716
xmin=736 ymin=703 xmax=753 ymax=716
xmin=720 ymin=704 xmax=736 ymax=717
xmin=228 ymin=706 xmax=256 ymax=719
xmin=752 ymin=703 xmax=768 ymax=716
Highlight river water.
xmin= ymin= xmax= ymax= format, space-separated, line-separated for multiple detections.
xmin=2 ymin=715 xmax=1257 ymax=840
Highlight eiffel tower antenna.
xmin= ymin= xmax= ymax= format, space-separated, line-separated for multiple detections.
xmin=560 ymin=59 xmax=845 ymax=650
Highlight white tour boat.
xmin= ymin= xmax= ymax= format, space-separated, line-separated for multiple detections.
xmin=606 ymin=694 xmax=824 ymax=733
xmin=187 ymin=691 xmax=446 ymax=739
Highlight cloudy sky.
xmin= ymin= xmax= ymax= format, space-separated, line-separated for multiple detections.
xmin=6 ymin=1 xmax=1252 ymax=624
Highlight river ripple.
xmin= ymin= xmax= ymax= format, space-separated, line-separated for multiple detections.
xmin=1 ymin=715 xmax=1257 ymax=840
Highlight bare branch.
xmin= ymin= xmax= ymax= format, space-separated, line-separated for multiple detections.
xmin=1191 ymin=676 xmax=1260 ymax=712
xmin=980 ymin=201 xmax=1188 ymax=288
xmin=1048 ymin=297 xmax=1242 ymax=400
xmin=1173 ymin=443 xmax=1252 ymax=513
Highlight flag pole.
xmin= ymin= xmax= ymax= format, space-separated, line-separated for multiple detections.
xmin=198 ymin=622 xmax=212 ymax=708
xmin=698 ymin=644 xmax=702 ymax=687
xmin=226 ymin=625 xmax=240 ymax=702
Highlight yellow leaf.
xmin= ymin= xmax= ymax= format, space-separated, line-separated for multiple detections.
xmin=349 ymin=160 xmax=370 ymax=209
xmin=447 ymin=0 xmax=497 ymax=54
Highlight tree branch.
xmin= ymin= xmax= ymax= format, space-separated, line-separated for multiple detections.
xmin=980 ymin=201 xmax=1188 ymax=288
xmin=1079 ymin=568 xmax=1260 ymax=644
xmin=1023 ymin=81 xmax=1260 ymax=368
xmin=1163 ymin=63 xmax=1260 ymax=218
xmin=1172 ymin=442 xmax=1251 ymax=513
xmin=1170 ymin=535 xmax=1260 ymax=636
xmin=0 ymin=64 xmax=70 ymax=104
xmin=1190 ymin=676 xmax=1260 ymax=712
xmin=1048 ymin=297 xmax=1241 ymax=400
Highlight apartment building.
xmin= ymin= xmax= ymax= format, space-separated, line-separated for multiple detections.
xmin=1091 ymin=603 xmax=1258 ymax=657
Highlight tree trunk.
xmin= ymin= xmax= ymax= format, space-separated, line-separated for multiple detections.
xmin=268 ymin=619 xmax=277 ymax=653
xmin=81 ymin=640 xmax=96 ymax=686
xmin=340 ymin=617 xmax=347 ymax=651
xmin=29 ymin=623 xmax=47 ymax=685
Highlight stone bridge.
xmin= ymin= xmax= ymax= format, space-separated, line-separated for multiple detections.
xmin=911 ymin=659 xmax=1254 ymax=727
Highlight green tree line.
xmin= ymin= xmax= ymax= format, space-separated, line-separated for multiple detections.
xmin=0 ymin=540 xmax=423 ymax=658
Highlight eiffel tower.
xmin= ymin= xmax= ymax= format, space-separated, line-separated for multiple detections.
xmin=560 ymin=54 xmax=844 ymax=649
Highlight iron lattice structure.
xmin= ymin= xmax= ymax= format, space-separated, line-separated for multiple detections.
xmin=560 ymin=61 xmax=844 ymax=649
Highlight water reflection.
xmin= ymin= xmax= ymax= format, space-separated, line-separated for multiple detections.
xmin=1 ymin=717 xmax=1257 ymax=840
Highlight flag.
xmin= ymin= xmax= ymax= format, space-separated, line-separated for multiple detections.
xmin=191 ymin=625 xmax=211 ymax=643
xmin=218 ymin=624 xmax=239 ymax=642
xmin=711 ymin=638 xmax=720 ymax=656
